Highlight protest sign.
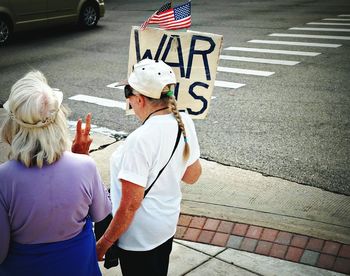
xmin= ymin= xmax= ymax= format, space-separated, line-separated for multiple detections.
xmin=127 ymin=26 xmax=223 ymax=119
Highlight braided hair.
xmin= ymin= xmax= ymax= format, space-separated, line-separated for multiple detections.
xmin=148 ymin=85 xmax=190 ymax=161
xmin=167 ymin=94 xmax=190 ymax=161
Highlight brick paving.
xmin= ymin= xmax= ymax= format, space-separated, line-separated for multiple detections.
xmin=175 ymin=213 xmax=350 ymax=274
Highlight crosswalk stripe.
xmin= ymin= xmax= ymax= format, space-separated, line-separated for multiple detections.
xmin=67 ymin=121 xmax=128 ymax=137
xmin=289 ymin=27 xmax=350 ymax=32
xmin=269 ymin=33 xmax=350 ymax=40
xmin=224 ymin=46 xmax=320 ymax=56
xmin=322 ymin=18 xmax=350 ymax=21
xmin=217 ymin=66 xmax=274 ymax=77
xmin=248 ymin=39 xmax=341 ymax=48
xmin=307 ymin=22 xmax=350 ymax=26
xmin=220 ymin=55 xmax=299 ymax=65
xmin=107 ymin=82 xmax=124 ymax=90
xmin=69 ymin=94 xmax=126 ymax=110
xmin=214 ymin=80 xmax=246 ymax=89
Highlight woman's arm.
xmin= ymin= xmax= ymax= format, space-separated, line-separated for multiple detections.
xmin=89 ymin=162 xmax=112 ymax=222
xmin=0 ymin=203 xmax=10 ymax=264
xmin=95 ymin=179 xmax=144 ymax=260
xmin=182 ymin=159 xmax=202 ymax=184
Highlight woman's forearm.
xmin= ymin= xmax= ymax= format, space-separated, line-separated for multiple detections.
xmin=100 ymin=180 xmax=144 ymax=244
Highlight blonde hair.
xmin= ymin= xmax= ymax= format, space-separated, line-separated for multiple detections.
xmin=1 ymin=71 xmax=69 ymax=168
xmin=148 ymin=85 xmax=190 ymax=161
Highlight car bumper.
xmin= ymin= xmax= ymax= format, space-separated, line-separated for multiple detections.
xmin=98 ymin=1 xmax=105 ymax=18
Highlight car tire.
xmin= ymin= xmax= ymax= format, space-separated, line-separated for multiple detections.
xmin=0 ymin=16 xmax=11 ymax=45
xmin=79 ymin=2 xmax=99 ymax=28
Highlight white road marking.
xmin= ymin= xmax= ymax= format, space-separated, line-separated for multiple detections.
xmin=69 ymin=94 xmax=126 ymax=110
xmin=269 ymin=33 xmax=350 ymax=40
xmin=339 ymin=15 xmax=350 ymax=17
xmin=322 ymin=18 xmax=350 ymax=21
xmin=289 ymin=27 xmax=350 ymax=32
xmin=107 ymin=82 xmax=124 ymax=90
xmin=217 ymin=66 xmax=274 ymax=77
xmin=307 ymin=22 xmax=350 ymax=26
xmin=224 ymin=46 xmax=321 ymax=56
xmin=214 ymin=80 xmax=246 ymax=89
xmin=220 ymin=55 xmax=299 ymax=65
xmin=68 ymin=121 xmax=128 ymax=137
xmin=248 ymin=39 xmax=341 ymax=48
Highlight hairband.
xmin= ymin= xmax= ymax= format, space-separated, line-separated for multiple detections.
xmin=7 ymin=110 xmax=60 ymax=128
xmin=4 ymin=89 xmax=63 ymax=129
xmin=166 ymin=90 xmax=174 ymax=97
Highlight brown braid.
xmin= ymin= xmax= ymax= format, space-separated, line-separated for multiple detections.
xmin=168 ymin=96 xmax=190 ymax=161
xmin=147 ymin=85 xmax=190 ymax=161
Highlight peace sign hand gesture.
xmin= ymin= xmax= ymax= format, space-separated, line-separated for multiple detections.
xmin=71 ymin=113 xmax=93 ymax=155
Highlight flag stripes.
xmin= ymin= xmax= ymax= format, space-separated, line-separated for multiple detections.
xmin=141 ymin=1 xmax=191 ymax=30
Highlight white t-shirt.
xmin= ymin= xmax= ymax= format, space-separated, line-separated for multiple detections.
xmin=110 ymin=112 xmax=200 ymax=251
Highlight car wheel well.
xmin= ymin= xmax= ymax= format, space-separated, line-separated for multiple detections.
xmin=0 ymin=13 xmax=13 ymax=30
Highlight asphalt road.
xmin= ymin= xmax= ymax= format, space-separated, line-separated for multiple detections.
xmin=0 ymin=0 xmax=349 ymax=195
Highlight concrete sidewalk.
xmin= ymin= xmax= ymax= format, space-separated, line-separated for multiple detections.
xmin=0 ymin=108 xmax=349 ymax=275
xmin=89 ymin=130 xmax=349 ymax=276
xmin=99 ymin=239 xmax=347 ymax=275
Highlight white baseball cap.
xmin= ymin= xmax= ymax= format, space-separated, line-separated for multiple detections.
xmin=122 ymin=59 xmax=176 ymax=99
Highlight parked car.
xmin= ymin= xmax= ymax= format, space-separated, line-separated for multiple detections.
xmin=0 ymin=0 xmax=105 ymax=45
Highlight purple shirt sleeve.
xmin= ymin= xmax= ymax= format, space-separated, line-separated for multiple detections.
xmin=0 ymin=195 xmax=10 ymax=264
xmin=89 ymin=162 xmax=112 ymax=222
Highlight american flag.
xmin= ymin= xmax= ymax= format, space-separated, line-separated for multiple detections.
xmin=141 ymin=1 xmax=191 ymax=31
xmin=160 ymin=1 xmax=191 ymax=30
xmin=140 ymin=2 xmax=172 ymax=30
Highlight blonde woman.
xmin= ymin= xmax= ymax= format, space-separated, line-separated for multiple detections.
xmin=0 ymin=71 xmax=111 ymax=276
xmin=95 ymin=59 xmax=202 ymax=276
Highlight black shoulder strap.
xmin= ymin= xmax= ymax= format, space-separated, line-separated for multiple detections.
xmin=144 ymin=125 xmax=182 ymax=198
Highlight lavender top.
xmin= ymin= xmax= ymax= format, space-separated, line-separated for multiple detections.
xmin=0 ymin=151 xmax=112 ymax=263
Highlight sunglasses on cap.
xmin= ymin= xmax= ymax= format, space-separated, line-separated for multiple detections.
xmin=124 ymin=85 xmax=135 ymax=99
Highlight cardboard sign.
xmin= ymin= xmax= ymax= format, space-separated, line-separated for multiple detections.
xmin=127 ymin=26 xmax=223 ymax=119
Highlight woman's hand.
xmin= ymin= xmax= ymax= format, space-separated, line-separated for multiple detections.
xmin=96 ymin=237 xmax=112 ymax=261
xmin=71 ymin=113 xmax=92 ymax=155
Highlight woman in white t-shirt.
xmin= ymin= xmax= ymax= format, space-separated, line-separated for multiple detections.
xmin=96 ymin=59 xmax=202 ymax=276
